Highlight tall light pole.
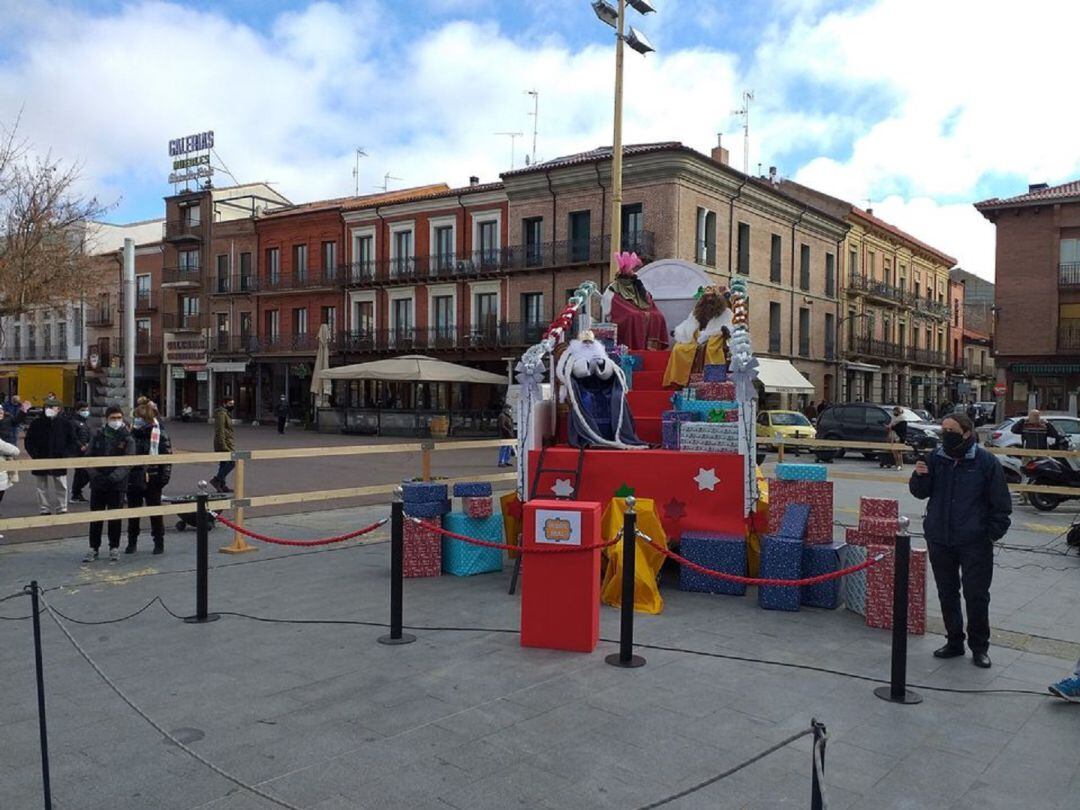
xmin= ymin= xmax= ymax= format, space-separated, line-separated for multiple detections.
xmin=494 ymin=131 xmax=524 ymax=169
xmin=732 ymin=90 xmax=754 ymax=175
xmin=352 ymin=147 xmax=368 ymax=197
xmin=593 ymin=0 xmax=655 ymax=285
xmin=525 ymin=89 xmax=539 ymax=165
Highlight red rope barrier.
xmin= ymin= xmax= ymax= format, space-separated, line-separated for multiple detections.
xmin=643 ymin=537 xmax=888 ymax=587
xmin=212 ymin=515 xmax=388 ymax=547
xmin=413 ymin=518 xmax=620 ymax=553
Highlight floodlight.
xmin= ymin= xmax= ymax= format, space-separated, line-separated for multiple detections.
xmin=624 ymin=26 xmax=655 ymax=55
xmin=627 ymin=0 xmax=656 ymax=13
xmin=591 ymin=0 xmax=618 ymax=28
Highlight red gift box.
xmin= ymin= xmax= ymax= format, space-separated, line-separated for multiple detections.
xmin=690 ymin=380 xmax=736 ymax=401
xmin=403 ymin=520 xmax=441 ymax=577
xmin=858 ymin=515 xmax=899 ymax=537
xmin=462 ymin=496 xmax=493 ymax=518
xmin=845 ymin=527 xmax=895 ymax=547
xmin=865 ymin=544 xmax=926 ymax=634
xmin=859 ymin=497 xmax=899 ymax=521
xmin=768 ymin=480 xmax=833 ymax=544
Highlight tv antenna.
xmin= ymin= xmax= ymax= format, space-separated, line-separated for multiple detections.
xmin=731 ymin=89 xmax=754 ymax=175
xmin=377 ymin=173 xmax=402 ymax=192
xmin=494 ymin=131 xmax=524 ymax=169
xmin=525 ymin=89 xmax=539 ymax=165
xmin=352 ymin=147 xmax=368 ymax=196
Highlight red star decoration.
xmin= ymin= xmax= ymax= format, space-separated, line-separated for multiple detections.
xmin=663 ymin=498 xmax=687 ymax=521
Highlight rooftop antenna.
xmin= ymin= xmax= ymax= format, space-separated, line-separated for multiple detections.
xmin=495 ymin=131 xmax=524 ymax=169
xmin=352 ymin=147 xmax=368 ymax=196
xmin=377 ymin=173 xmax=402 ymax=192
xmin=863 ymin=196 xmax=874 ymax=214
xmin=525 ymin=89 xmax=539 ymax=165
xmin=731 ymin=89 xmax=754 ymax=175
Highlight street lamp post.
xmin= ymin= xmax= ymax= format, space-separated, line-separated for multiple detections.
xmin=592 ymin=0 xmax=655 ymax=285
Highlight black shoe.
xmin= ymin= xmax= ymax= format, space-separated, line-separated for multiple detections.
xmin=124 ymin=542 xmax=137 ymax=554
xmin=152 ymin=539 xmax=164 ymax=555
xmin=71 ymin=493 xmax=87 ymax=503
xmin=933 ymin=643 xmax=965 ymax=659
xmin=209 ymin=477 xmax=225 ymax=493
xmin=972 ymin=652 xmax=992 ymax=669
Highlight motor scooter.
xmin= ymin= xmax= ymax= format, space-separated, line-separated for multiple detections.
xmin=1024 ymin=436 xmax=1080 ymax=512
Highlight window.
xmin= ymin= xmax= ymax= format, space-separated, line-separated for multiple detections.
xmin=57 ymin=321 xmax=66 ymax=350
xmin=240 ymin=312 xmax=253 ymax=349
xmin=884 ymin=259 xmax=892 ymax=287
xmin=392 ymin=298 xmax=412 ymax=335
xmin=569 ymin=211 xmax=591 ymax=262
xmin=523 ymin=217 xmax=543 ymax=267
xmin=899 ymin=323 xmax=906 ymax=350
xmin=180 ymin=204 xmax=200 ymax=227
xmin=914 ymin=279 xmax=921 ymax=299
xmin=1062 ymin=238 xmax=1080 ymax=265
xmin=737 ymin=222 xmax=750 ymax=275
xmin=925 ymin=327 xmax=932 ymax=349
xmin=621 ymin=203 xmax=643 ymax=252
xmin=293 ymin=244 xmax=308 ymax=282
xmin=264 ymin=310 xmax=279 ymax=344
xmin=392 ymin=230 xmax=413 ymax=277
xmin=354 ymin=300 xmax=373 ymax=335
xmin=478 ymin=220 xmax=498 ymax=266
xmin=216 ymin=254 xmax=229 ymax=292
xmin=180 ymin=294 xmax=199 ymax=329
xmin=179 ymin=249 xmax=199 ymax=272
xmin=320 ymin=306 xmax=337 ymax=336
xmin=434 ymin=226 xmax=454 ymax=272
xmin=768 ymin=302 xmax=781 ymax=353
xmin=770 ymin=234 xmax=782 ymax=283
xmin=475 ymin=292 xmax=497 ymax=335
xmin=27 ymin=324 xmax=35 ymax=353
xmin=293 ymin=307 xmax=308 ymax=336
xmin=215 ymin=314 xmax=228 ymax=352
xmin=522 ymin=292 xmax=543 ymax=340
xmin=136 ymin=318 xmax=151 ymax=354
xmin=824 ymin=313 xmax=835 ymax=360
xmin=696 ymin=208 xmax=717 ymax=267
xmin=849 ymin=248 xmax=857 ymax=278
xmin=868 ymin=251 xmax=876 ymax=279
xmin=42 ymin=323 xmax=52 ymax=355
xmin=799 ymin=244 xmax=810 ymax=291
xmin=825 ymin=253 xmax=836 ymax=297
xmin=239 ymin=252 xmax=253 ymax=291
xmin=12 ymin=325 xmax=20 ymax=353
xmin=266 ymin=248 xmax=280 ymax=285
xmin=798 ymin=307 xmax=810 ymax=356
xmin=136 ymin=274 xmax=151 ymax=306
xmin=433 ymin=296 xmax=454 ymax=342
xmin=322 ymin=241 xmax=337 ymax=280
xmin=354 ymin=235 xmax=374 ymax=280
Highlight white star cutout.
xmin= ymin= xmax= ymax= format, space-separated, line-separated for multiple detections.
xmin=551 ymin=478 xmax=575 ymax=498
xmin=694 ymin=467 xmax=720 ymax=491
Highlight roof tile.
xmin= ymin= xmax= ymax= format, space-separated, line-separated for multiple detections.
xmin=975 ymin=179 xmax=1080 ymax=210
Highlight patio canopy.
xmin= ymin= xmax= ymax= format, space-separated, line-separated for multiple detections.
xmin=320 ymin=355 xmax=508 ymax=385
xmin=757 ymin=357 xmax=815 ymax=395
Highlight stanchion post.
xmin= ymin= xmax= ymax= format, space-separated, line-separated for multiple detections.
xmin=421 ymin=440 xmax=434 ymax=482
xmin=776 ymin=433 xmax=785 ymax=463
xmin=220 ymin=457 xmax=256 ymax=554
xmin=28 ymin=581 xmax=52 ymax=810
xmin=810 ymin=718 xmax=827 ymax=810
xmin=185 ymin=483 xmax=220 ymax=624
xmin=606 ymin=496 xmax=645 ymax=668
xmin=378 ymin=489 xmax=416 ymax=645
xmin=874 ymin=516 xmax=921 ymax=704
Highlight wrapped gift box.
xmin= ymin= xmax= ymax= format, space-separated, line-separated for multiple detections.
xmin=758 ymin=534 xmax=802 ymax=611
xmin=778 ymin=503 xmax=811 ymax=541
xmin=592 ymin=322 xmax=618 ymax=345
xmin=858 ymin=515 xmax=899 ymax=538
xmin=678 ymin=533 xmax=747 ymax=596
xmin=441 ymin=513 xmax=504 ymax=576
xmin=689 ymin=380 xmax=737 ymax=401
xmin=453 ymin=481 xmax=493 ymax=497
xmin=706 ymin=407 xmax=740 ymax=423
xmin=688 ymin=373 xmax=704 ymax=385
xmin=403 ymin=520 xmax=441 ymax=577
xmin=677 ymin=422 xmax=740 ymax=453
xmin=767 ymin=480 xmax=834 ymax=544
xmin=462 ymin=496 xmax=494 ymax=518
xmin=661 ymin=419 xmax=681 ymax=450
xmin=402 ymin=482 xmax=449 ymax=503
xmin=801 ymin=542 xmax=842 ymax=609
xmin=672 ymin=395 xmax=739 ymax=415
xmin=403 ymin=499 xmax=452 ymax=519
xmin=865 ymin=544 xmax=927 ymax=634
xmin=703 ymin=364 xmax=728 ymax=382
xmin=619 ymin=352 xmax=642 ymax=371
xmin=859 ymin=497 xmax=899 ymax=521
xmin=839 ymin=544 xmax=868 ymax=615
xmin=661 ymin=410 xmax=701 ymax=422
xmin=774 ymin=463 xmax=828 ymax=482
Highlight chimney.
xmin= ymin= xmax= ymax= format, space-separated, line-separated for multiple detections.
xmin=1028 ymin=182 xmax=1048 ymax=193
xmin=768 ymin=166 xmax=778 ymax=185
xmin=469 ymin=175 xmax=480 ymax=187
xmin=710 ymin=133 xmax=729 ymax=166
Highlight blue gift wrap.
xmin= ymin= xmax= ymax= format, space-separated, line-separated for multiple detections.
xmin=777 ymin=503 xmax=811 ymax=541
xmin=452 ymin=481 xmax=494 ymax=498
xmin=703 ymin=364 xmax=728 ymax=382
xmin=801 ymin=542 xmax=842 ymax=609
xmin=839 ymin=544 xmax=868 ymax=616
xmin=774 ymin=463 xmax=828 ymax=482
xmin=402 ymin=482 xmax=449 ymax=503
xmin=441 ymin=513 xmax=504 ymax=576
xmin=404 ymin=499 xmax=452 ymax=518
xmin=671 ymin=395 xmax=739 ymax=415
xmin=758 ymin=534 xmax=802 ymax=611
xmin=620 ymin=353 xmax=643 ymax=371
xmin=661 ymin=410 xmax=701 ymax=422
xmin=662 ymin=420 xmax=681 ymax=450
xmin=679 ymin=533 xmax=746 ymax=596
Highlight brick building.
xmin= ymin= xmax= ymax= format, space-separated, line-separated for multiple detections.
xmin=976 ymin=179 xmax=1080 ymax=414
xmin=949 ymin=268 xmax=996 ymax=405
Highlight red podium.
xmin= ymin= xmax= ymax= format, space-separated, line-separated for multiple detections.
xmin=520 ymin=499 xmax=602 ymax=653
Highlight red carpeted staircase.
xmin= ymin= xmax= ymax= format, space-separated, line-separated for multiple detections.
xmin=626 ymin=350 xmax=675 ymax=445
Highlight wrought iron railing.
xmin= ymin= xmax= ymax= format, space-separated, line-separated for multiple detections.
xmin=210 ymin=275 xmax=260 ymax=294
xmin=161 ymin=266 xmax=201 ymax=286
xmin=337 ymin=322 xmax=546 ymax=354
xmin=163 ymin=220 xmax=203 ymax=241
xmin=1060 ymin=263 xmax=1080 ymax=287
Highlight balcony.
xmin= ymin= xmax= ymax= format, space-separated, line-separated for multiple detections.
xmin=210 ymin=275 xmax=260 ymax=295
xmin=0 ymin=345 xmax=68 ymax=362
xmin=209 ymin=335 xmax=260 ymax=355
xmin=248 ymin=333 xmax=322 ymax=354
xmin=849 ymin=336 xmax=906 ymax=361
xmin=337 ymin=322 xmax=547 ymax=355
xmin=160 ymin=312 xmax=208 ymax=332
xmin=1059 ymin=320 xmax=1080 ymax=351
xmin=86 ymin=309 xmax=114 ymax=327
xmin=163 ymin=219 xmax=204 ymax=242
xmin=161 ymin=265 xmax=202 ymax=287
xmin=909 ymin=347 xmax=946 ymax=366
xmin=135 ymin=292 xmax=157 ymax=313
xmin=963 ymin=360 xmax=995 ymax=378
xmin=259 ymin=269 xmax=339 ymax=293
xmin=135 ymin=335 xmax=162 ymax=357
xmin=1060 ymin=263 xmax=1080 ymax=288
xmin=848 ymin=272 xmax=907 ymax=306
xmin=915 ymin=297 xmax=950 ymax=320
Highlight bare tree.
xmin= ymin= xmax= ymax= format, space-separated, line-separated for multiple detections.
xmin=0 ymin=116 xmax=109 ymax=320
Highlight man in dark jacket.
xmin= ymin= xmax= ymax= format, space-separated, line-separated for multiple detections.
xmin=1010 ymin=409 xmax=1064 ymax=451
xmin=910 ymin=412 xmax=1012 ymax=668
xmin=275 ymin=395 xmax=289 ymax=434
xmin=210 ymin=397 xmax=236 ymax=492
xmin=67 ymin=402 xmax=93 ymax=502
xmin=126 ymin=402 xmax=172 ymax=555
xmin=24 ymin=396 xmax=78 ymax=515
xmin=83 ymin=406 xmax=135 ymax=563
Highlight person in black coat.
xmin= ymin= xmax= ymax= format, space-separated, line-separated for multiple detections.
xmin=910 ymin=412 xmax=1012 ymax=669
xmin=125 ymin=403 xmax=172 ymax=555
xmin=1010 ymin=409 xmax=1064 ymax=451
xmin=275 ymin=395 xmax=290 ymax=434
xmin=24 ymin=397 xmax=78 ymax=515
xmin=83 ymin=406 xmax=135 ymax=563
xmin=67 ymin=402 xmax=93 ymax=502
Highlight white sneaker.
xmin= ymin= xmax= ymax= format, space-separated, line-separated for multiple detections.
xmin=82 ymin=549 xmax=98 ymax=563
xmin=108 ymin=548 xmax=120 ymax=563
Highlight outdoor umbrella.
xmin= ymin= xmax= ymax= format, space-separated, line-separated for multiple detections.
xmin=310 ymin=323 xmax=332 ymax=405
xmin=320 ymin=355 xmax=508 ymax=385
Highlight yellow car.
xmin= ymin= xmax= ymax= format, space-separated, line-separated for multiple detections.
xmin=757 ymin=410 xmax=816 ymax=452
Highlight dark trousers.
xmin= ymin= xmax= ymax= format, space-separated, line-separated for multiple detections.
xmin=216 ymin=460 xmax=235 ymax=483
xmin=277 ymin=415 xmax=286 ymax=434
xmin=88 ymin=488 xmax=124 ymax=549
xmin=127 ymin=485 xmax=164 ymax=545
xmin=927 ymin=540 xmax=994 ymax=653
xmin=72 ymin=468 xmax=90 ymax=496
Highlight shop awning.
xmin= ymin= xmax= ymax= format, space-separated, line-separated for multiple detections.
xmin=1011 ymin=363 xmax=1080 ymax=374
xmin=844 ymin=361 xmax=880 ymax=373
xmin=757 ymin=358 xmax=815 ymax=394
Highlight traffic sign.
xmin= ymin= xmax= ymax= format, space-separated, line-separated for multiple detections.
xmin=993 ymin=383 xmax=1007 ymax=397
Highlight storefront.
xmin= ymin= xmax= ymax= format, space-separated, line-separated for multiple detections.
xmin=163 ymin=333 xmax=209 ymax=420
xmin=1006 ymin=362 xmax=1080 ymax=416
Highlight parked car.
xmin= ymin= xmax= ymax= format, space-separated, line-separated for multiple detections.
xmin=912 ymin=408 xmax=935 ymax=423
xmin=986 ymin=414 xmax=1080 ymax=450
xmin=757 ymin=410 xmax=816 ymax=452
xmin=813 ymin=403 xmax=939 ymax=461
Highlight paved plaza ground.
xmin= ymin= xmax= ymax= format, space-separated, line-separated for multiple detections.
xmin=2 ymin=444 xmax=1080 ymax=808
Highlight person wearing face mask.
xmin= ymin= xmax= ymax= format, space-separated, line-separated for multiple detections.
xmin=125 ymin=402 xmax=172 ymax=555
xmin=83 ymin=406 xmax=135 ymax=563
xmin=24 ymin=397 xmax=79 ymax=515
xmin=910 ymin=412 xmax=1012 ymax=669
xmin=67 ymin=401 xmax=93 ymax=502
xmin=210 ymin=397 xmax=236 ymax=493
xmin=0 ymin=417 xmax=21 ymax=538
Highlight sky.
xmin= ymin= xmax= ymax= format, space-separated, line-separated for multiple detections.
xmin=2 ymin=0 xmax=1078 ymax=280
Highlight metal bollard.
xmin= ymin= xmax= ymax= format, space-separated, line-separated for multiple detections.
xmin=810 ymin=718 xmax=827 ymax=810
xmin=606 ymin=496 xmax=645 ymax=668
xmin=28 ymin=581 xmax=52 ymax=810
xmin=184 ymin=483 xmax=220 ymax=624
xmin=378 ymin=492 xmax=416 ymax=645
xmin=873 ymin=516 xmax=921 ymax=704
